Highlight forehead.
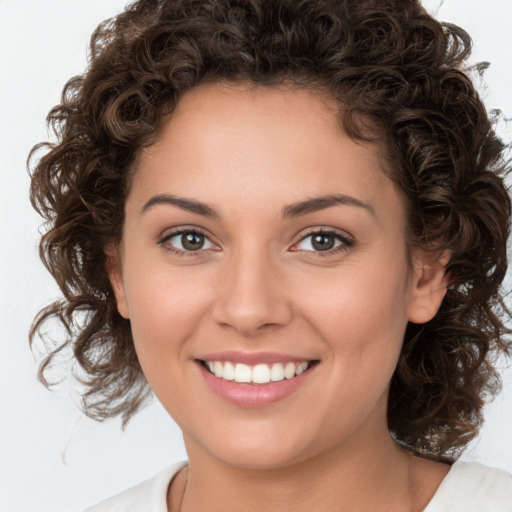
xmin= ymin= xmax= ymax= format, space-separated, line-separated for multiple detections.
xmin=130 ymin=82 xmax=401 ymax=222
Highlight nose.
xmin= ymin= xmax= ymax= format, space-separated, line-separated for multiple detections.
xmin=211 ymin=247 xmax=293 ymax=337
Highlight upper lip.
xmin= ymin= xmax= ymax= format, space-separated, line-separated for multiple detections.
xmin=196 ymin=351 xmax=317 ymax=365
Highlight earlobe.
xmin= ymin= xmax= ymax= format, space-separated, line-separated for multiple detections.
xmin=105 ymin=244 xmax=130 ymax=319
xmin=407 ymin=252 xmax=450 ymax=324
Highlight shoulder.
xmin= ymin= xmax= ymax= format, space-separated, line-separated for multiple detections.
xmin=424 ymin=460 xmax=512 ymax=512
xmin=83 ymin=461 xmax=187 ymax=512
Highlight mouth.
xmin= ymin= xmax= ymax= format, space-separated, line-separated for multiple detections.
xmin=198 ymin=359 xmax=320 ymax=385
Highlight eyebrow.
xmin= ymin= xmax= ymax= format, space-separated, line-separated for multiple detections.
xmin=280 ymin=194 xmax=376 ymax=219
xmin=141 ymin=193 xmax=375 ymax=219
xmin=141 ymin=194 xmax=220 ymax=218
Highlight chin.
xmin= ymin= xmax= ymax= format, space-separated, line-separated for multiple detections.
xmin=186 ymin=421 xmax=316 ymax=470
xmin=212 ymin=443 xmax=309 ymax=470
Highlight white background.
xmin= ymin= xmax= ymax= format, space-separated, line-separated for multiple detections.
xmin=1 ymin=1 xmax=511 ymax=511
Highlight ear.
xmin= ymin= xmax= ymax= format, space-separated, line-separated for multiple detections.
xmin=407 ymin=251 xmax=450 ymax=324
xmin=105 ymin=244 xmax=130 ymax=319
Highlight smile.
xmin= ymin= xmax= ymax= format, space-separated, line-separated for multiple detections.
xmin=196 ymin=352 xmax=321 ymax=407
xmin=202 ymin=360 xmax=315 ymax=384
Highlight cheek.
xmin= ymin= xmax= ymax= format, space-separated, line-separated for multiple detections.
xmin=289 ymin=263 xmax=411 ymax=432
xmin=293 ymin=259 xmax=411 ymax=365
xmin=123 ymin=265 xmax=212 ymax=368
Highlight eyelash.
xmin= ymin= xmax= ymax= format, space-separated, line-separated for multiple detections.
xmin=158 ymin=228 xmax=217 ymax=258
xmin=158 ymin=228 xmax=355 ymax=257
xmin=293 ymin=229 xmax=355 ymax=257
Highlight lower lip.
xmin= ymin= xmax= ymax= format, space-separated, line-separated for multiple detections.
xmin=197 ymin=361 xmax=317 ymax=408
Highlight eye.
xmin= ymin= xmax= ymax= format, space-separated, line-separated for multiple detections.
xmin=160 ymin=229 xmax=217 ymax=254
xmin=292 ymin=230 xmax=354 ymax=254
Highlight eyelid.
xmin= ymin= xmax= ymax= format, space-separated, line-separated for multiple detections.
xmin=157 ymin=226 xmax=354 ymax=257
xmin=290 ymin=228 xmax=355 ymax=255
xmin=158 ymin=226 xmax=220 ymax=256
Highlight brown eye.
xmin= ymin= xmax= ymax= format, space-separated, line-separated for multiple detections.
xmin=311 ymin=233 xmax=336 ymax=251
xmin=293 ymin=230 xmax=354 ymax=255
xmin=163 ymin=230 xmax=217 ymax=253
xmin=181 ymin=232 xmax=205 ymax=251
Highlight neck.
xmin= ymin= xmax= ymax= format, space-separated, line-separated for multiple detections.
xmin=176 ymin=433 xmax=434 ymax=512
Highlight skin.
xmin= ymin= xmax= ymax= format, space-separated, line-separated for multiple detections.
xmin=109 ymin=82 xmax=450 ymax=511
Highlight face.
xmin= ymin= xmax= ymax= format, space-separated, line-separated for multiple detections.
xmin=110 ymin=83 xmax=446 ymax=469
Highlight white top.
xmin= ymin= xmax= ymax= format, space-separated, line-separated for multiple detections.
xmin=423 ymin=461 xmax=512 ymax=512
xmin=84 ymin=460 xmax=512 ymax=512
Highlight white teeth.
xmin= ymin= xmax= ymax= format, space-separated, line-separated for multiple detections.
xmin=284 ymin=362 xmax=296 ymax=379
xmin=270 ymin=363 xmax=285 ymax=381
xmin=234 ymin=363 xmax=252 ymax=383
xmin=296 ymin=362 xmax=308 ymax=375
xmin=213 ymin=361 xmax=223 ymax=378
xmin=252 ymin=364 xmax=271 ymax=384
xmin=223 ymin=361 xmax=235 ymax=381
xmin=204 ymin=360 xmax=313 ymax=384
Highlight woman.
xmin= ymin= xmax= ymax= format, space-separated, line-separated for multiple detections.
xmin=29 ymin=0 xmax=512 ymax=510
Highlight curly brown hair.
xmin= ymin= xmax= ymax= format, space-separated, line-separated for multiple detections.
xmin=29 ymin=0 xmax=510 ymax=458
